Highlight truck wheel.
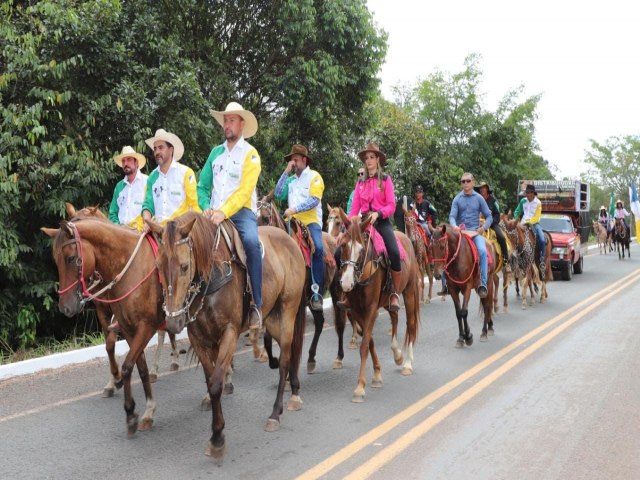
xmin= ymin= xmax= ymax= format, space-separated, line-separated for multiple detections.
xmin=573 ymin=256 xmax=583 ymax=274
xmin=561 ymin=262 xmax=573 ymax=281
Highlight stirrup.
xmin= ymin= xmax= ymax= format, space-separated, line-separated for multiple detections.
xmin=310 ymin=293 xmax=323 ymax=312
xmin=249 ymin=305 xmax=262 ymax=330
xmin=388 ymin=292 xmax=400 ymax=312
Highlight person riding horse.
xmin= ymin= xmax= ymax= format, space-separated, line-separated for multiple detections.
xmin=410 ymin=185 xmax=437 ymax=238
xmin=614 ymin=199 xmax=631 ymax=237
xmin=274 ymin=144 xmax=326 ymax=311
xmin=598 ymin=205 xmax=611 ymax=232
xmin=449 ymin=173 xmax=493 ymax=298
xmin=520 ymin=184 xmax=547 ymax=280
xmin=475 ymin=181 xmax=509 ymax=272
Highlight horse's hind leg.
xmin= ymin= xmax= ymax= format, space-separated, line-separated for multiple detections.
xmin=307 ymin=309 xmax=324 ymax=374
xmin=369 ymin=337 xmax=383 ymax=389
xmin=388 ymin=310 xmax=403 ymax=366
xmin=136 ymin=352 xmax=157 ymax=432
xmin=149 ymin=329 xmax=164 ymax=383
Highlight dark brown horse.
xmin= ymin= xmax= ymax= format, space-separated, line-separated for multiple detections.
xmin=429 ymin=225 xmax=497 ymax=346
xmin=402 ymin=205 xmax=435 ymax=303
xmin=257 ymin=196 xmax=351 ymax=371
xmin=42 ymin=215 xmax=165 ymax=437
xmin=503 ymin=219 xmax=552 ymax=308
xmin=613 ymin=217 xmax=631 ymax=259
xmin=338 ymin=212 xmax=420 ymax=403
xmin=147 ymin=212 xmax=306 ymax=462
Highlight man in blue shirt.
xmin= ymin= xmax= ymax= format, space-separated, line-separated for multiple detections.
xmin=449 ymin=172 xmax=493 ymax=298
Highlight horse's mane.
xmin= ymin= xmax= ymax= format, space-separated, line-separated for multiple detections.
xmin=346 ymin=216 xmax=365 ymax=246
xmin=164 ymin=212 xmax=219 ymax=280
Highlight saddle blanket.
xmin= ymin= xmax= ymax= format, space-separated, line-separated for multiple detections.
xmin=463 ymin=232 xmax=494 ymax=270
xmin=366 ymin=225 xmax=407 ymax=261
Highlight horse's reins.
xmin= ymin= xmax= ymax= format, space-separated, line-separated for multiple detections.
xmin=57 ymin=222 xmax=156 ymax=305
xmin=341 ymin=228 xmax=379 ymax=286
xmin=431 ymin=230 xmax=478 ymax=285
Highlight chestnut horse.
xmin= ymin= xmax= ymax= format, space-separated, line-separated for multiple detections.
xmin=42 ymin=216 xmax=165 ymax=437
xmin=613 ymin=218 xmax=631 ymax=259
xmin=429 ymin=225 xmax=497 ymax=346
xmin=258 ymin=195 xmax=351 ymax=371
xmin=502 ymin=219 xmax=552 ymax=308
xmin=402 ymin=205 xmax=435 ymax=303
xmin=147 ymin=213 xmax=306 ymax=462
xmin=338 ymin=213 xmax=420 ymax=403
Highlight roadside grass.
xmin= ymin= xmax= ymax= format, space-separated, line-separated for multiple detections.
xmin=0 ymin=332 xmax=105 ymax=365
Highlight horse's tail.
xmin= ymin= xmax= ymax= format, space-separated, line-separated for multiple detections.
xmin=404 ymin=278 xmax=420 ymax=349
xmin=289 ymin=291 xmax=306 ymax=378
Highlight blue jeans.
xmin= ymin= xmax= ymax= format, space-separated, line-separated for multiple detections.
xmin=307 ymin=222 xmax=324 ymax=295
xmin=532 ymin=223 xmax=546 ymax=260
xmin=231 ymin=208 xmax=262 ymax=308
xmin=418 ymin=221 xmax=432 ymax=238
xmin=473 ymin=235 xmax=488 ymax=287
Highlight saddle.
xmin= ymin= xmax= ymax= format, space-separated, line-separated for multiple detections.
xmin=288 ymin=218 xmax=336 ymax=269
xmin=462 ymin=232 xmax=494 ymax=271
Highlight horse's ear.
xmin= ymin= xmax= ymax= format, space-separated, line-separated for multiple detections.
xmin=265 ymin=189 xmax=275 ymax=202
xmin=65 ymin=202 xmax=77 ymax=218
xmin=41 ymin=227 xmax=59 ymax=238
xmin=146 ymin=219 xmax=163 ymax=236
xmin=59 ymin=221 xmax=74 ymax=237
xmin=179 ymin=217 xmax=198 ymax=236
xmin=327 ymin=203 xmax=333 ymax=212
xmin=339 ymin=208 xmax=351 ymax=228
xmin=440 ymin=224 xmax=446 ymax=235
xmin=361 ymin=215 xmax=373 ymax=230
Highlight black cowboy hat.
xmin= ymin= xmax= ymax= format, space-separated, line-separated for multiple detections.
xmin=474 ymin=181 xmax=493 ymax=194
xmin=525 ymin=184 xmax=537 ymax=195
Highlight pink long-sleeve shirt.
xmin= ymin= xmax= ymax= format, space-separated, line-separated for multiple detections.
xmin=348 ymin=175 xmax=396 ymax=219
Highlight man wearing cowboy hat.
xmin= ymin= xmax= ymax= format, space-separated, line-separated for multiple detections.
xmin=141 ymin=128 xmax=201 ymax=228
xmin=521 ymin=183 xmax=547 ymax=279
xmin=475 ymin=181 xmax=509 ymax=271
xmin=410 ymin=185 xmax=438 ymax=237
xmin=109 ymin=146 xmax=148 ymax=232
xmin=274 ymin=144 xmax=325 ymax=311
xmin=197 ymin=102 xmax=263 ymax=329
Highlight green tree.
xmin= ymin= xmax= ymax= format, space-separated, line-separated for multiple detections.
xmin=584 ymin=135 xmax=640 ymax=201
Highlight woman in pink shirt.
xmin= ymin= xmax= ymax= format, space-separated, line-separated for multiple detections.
xmin=348 ymin=143 xmax=401 ymax=311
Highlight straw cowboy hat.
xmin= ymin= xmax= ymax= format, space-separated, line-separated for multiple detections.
xmin=114 ymin=146 xmax=146 ymax=169
xmin=210 ymin=102 xmax=258 ymax=139
xmin=358 ymin=143 xmax=387 ymax=166
xmin=284 ymin=144 xmax=313 ymax=164
xmin=600 ymin=205 xmax=606 ymax=210
xmin=616 ymin=199 xmax=624 ymax=206
xmin=145 ymin=129 xmax=185 ymax=161
xmin=474 ymin=181 xmax=493 ymax=194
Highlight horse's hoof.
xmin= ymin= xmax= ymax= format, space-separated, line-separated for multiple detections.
xmin=126 ymin=414 xmax=139 ymax=438
xmin=401 ymin=367 xmax=413 ymax=376
xmin=149 ymin=373 xmax=158 ymax=384
xmin=371 ymin=379 xmax=383 ymax=388
xmin=287 ymin=395 xmax=303 ymax=411
xmin=200 ymin=397 xmax=212 ymax=411
xmin=170 ymin=362 xmax=179 ymax=372
xmin=102 ymin=388 xmax=115 ymax=398
xmin=115 ymin=378 xmax=124 ymax=390
xmin=393 ymin=354 xmax=404 ymax=366
xmin=223 ymin=382 xmax=234 ymax=395
xmin=205 ymin=440 xmax=225 ymax=465
xmin=265 ymin=418 xmax=280 ymax=432
xmin=351 ymin=394 xmax=365 ymax=403
xmin=488 ymin=327 xmax=495 ymax=336
xmin=455 ymin=339 xmax=464 ymax=348
xmin=348 ymin=341 xmax=358 ymax=349
xmin=268 ymin=358 xmax=279 ymax=369
xmin=425 ymin=298 xmax=431 ymax=304
xmin=480 ymin=333 xmax=488 ymax=342
xmin=258 ymin=350 xmax=268 ymax=363
xmin=465 ymin=334 xmax=474 ymax=346
xmin=139 ymin=417 xmax=153 ymax=431
xmin=307 ymin=361 xmax=316 ymax=374
xmin=332 ymin=358 xmax=343 ymax=369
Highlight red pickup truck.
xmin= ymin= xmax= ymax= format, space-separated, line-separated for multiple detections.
xmin=539 ymin=213 xmax=585 ymax=280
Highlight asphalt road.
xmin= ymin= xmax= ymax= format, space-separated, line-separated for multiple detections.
xmin=1 ymin=245 xmax=639 ymax=480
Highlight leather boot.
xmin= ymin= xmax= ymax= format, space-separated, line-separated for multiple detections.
xmin=389 ymin=270 xmax=402 ymax=312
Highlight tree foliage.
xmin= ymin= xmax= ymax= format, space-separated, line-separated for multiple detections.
xmin=584 ymin=135 xmax=640 ymax=201
xmin=0 ymin=0 xmax=386 ymax=350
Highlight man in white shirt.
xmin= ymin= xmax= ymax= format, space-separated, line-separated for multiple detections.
xmin=109 ymin=146 xmax=148 ymax=232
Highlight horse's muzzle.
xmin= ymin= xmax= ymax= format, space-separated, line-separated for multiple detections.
xmin=165 ymin=313 xmax=186 ymax=334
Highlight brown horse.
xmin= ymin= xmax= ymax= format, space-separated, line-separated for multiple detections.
xmin=429 ymin=225 xmax=497 ymax=346
xmin=402 ymin=205 xmax=435 ymax=303
xmin=67 ymin=204 xmax=181 ymax=386
xmin=338 ymin=212 xmax=420 ymax=403
xmin=613 ymin=217 xmax=631 ymax=259
xmin=42 ymin=215 xmax=165 ymax=437
xmin=258 ymin=196 xmax=351 ymax=371
xmin=592 ymin=220 xmax=611 ymax=255
xmin=481 ymin=227 xmax=512 ymax=314
xmin=147 ymin=212 xmax=306 ymax=462
xmin=502 ymin=219 xmax=552 ymax=308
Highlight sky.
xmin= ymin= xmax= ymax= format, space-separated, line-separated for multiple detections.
xmin=366 ymin=0 xmax=639 ymax=179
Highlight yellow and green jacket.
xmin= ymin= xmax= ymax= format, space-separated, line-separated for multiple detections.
xmin=109 ymin=170 xmax=148 ymax=231
xmin=274 ymin=166 xmax=324 ymax=226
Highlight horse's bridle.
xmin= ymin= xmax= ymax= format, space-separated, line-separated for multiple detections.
xmin=430 ymin=230 xmax=477 ymax=285
xmin=340 ymin=231 xmax=379 ymax=286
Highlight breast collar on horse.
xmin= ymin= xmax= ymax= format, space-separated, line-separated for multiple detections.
xmin=432 ymin=230 xmax=478 ymax=285
xmin=163 ymin=221 xmax=236 ymax=325
xmin=57 ymin=221 xmax=157 ymax=308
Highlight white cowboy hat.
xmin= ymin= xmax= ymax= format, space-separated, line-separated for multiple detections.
xmin=113 ymin=145 xmax=147 ymax=169
xmin=145 ymin=128 xmax=185 ymax=161
xmin=210 ymin=102 xmax=258 ymax=139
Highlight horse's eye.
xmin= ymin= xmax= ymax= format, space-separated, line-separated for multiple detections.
xmin=67 ymin=256 xmax=76 ymax=265
xmin=180 ymin=264 xmax=189 ymax=273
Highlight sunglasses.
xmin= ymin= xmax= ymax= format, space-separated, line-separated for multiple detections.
xmin=460 ymin=179 xmax=472 ymax=184
xmin=357 ymin=172 xmax=365 ymax=177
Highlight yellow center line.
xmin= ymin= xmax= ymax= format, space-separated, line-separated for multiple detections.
xmin=345 ymin=270 xmax=640 ymax=479
xmin=297 ymin=267 xmax=640 ymax=480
